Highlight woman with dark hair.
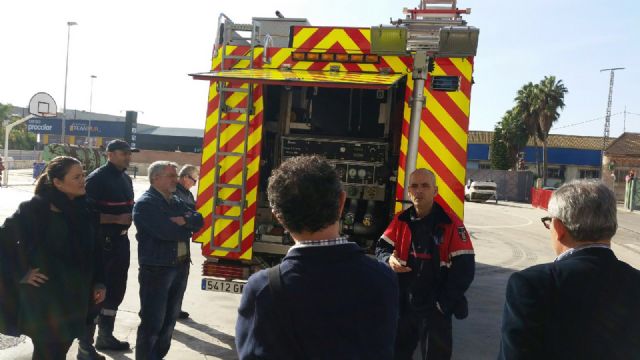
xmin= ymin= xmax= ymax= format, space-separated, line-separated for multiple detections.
xmin=2 ymin=156 xmax=105 ymax=360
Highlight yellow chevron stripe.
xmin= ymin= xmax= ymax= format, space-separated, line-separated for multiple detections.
xmin=264 ymin=48 xmax=292 ymax=69
xmin=198 ymin=91 xmax=263 ymax=200
xmin=358 ymin=64 xmax=378 ymax=72
xmin=198 ymin=127 xmax=263 ymax=219
xmin=416 ymin=154 xmax=464 ymax=219
xmin=211 ymin=214 xmax=256 ymax=257
xmin=425 ymin=94 xmax=467 ymax=150
xmin=314 ymin=29 xmax=360 ymax=51
xmin=358 ymin=28 xmax=371 ymax=42
xmin=382 ymin=56 xmax=408 ymax=73
xmin=213 ymin=185 xmax=258 ymax=239
xmin=419 ymin=123 xmax=466 ymax=185
xmin=431 ymin=63 xmax=470 ymax=117
xmin=448 ymin=57 xmax=472 ymax=81
xmin=447 ymin=91 xmax=470 ymax=117
xmin=291 ymin=61 xmax=313 ymax=70
xmin=292 ymin=27 xmax=317 ymax=48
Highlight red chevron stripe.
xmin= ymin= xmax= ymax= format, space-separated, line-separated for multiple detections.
xmin=428 ymin=90 xmax=469 ymax=131
xmin=297 ymin=27 xmax=332 ymax=51
xmin=434 ymin=58 xmax=471 ymax=98
xmin=423 ymin=108 xmax=467 ymax=165
xmin=343 ymin=28 xmax=370 ymax=53
xmin=419 ymin=137 xmax=464 ymax=196
xmin=195 ymin=171 xmax=259 ymax=241
xmin=434 ymin=194 xmax=460 ymax=223
xmin=209 ymin=174 xmax=260 ymax=249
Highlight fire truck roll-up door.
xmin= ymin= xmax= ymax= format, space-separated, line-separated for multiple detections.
xmin=190 ymin=68 xmax=406 ymax=90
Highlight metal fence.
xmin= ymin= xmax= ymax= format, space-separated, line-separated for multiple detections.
xmin=466 ymin=169 xmax=534 ymax=203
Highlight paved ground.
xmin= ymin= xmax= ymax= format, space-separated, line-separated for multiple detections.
xmin=2 ymin=170 xmax=640 ymax=359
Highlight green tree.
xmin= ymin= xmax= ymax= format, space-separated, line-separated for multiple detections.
xmin=536 ymin=76 xmax=568 ymax=183
xmin=513 ymin=77 xmax=568 ymax=183
xmin=499 ymin=108 xmax=529 ymax=168
xmin=515 ymin=82 xmax=542 ymax=176
xmin=0 ymin=102 xmax=37 ymax=150
xmin=490 ymin=125 xmax=510 ymax=170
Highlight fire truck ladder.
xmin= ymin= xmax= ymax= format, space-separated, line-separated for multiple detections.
xmin=399 ymin=0 xmax=470 ymax=52
xmin=210 ymin=20 xmax=259 ymax=252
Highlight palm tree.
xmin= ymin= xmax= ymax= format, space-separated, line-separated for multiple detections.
xmin=535 ymin=76 xmax=568 ymax=184
xmin=500 ymin=108 xmax=530 ymax=168
xmin=514 ymin=82 xmax=542 ymax=176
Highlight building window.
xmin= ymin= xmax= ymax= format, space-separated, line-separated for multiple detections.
xmin=546 ymin=167 xmax=564 ymax=179
xmin=479 ymin=163 xmax=491 ymax=170
xmin=579 ymin=169 xmax=600 ymax=179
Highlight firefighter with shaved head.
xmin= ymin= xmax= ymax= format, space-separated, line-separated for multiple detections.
xmin=376 ymin=168 xmax=475 ymax=360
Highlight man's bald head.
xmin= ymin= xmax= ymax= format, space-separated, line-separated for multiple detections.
xmin=410 ymin=168 xmax=436 ymax=184
xmin=408 ymin=168 xmax=438 ymax=216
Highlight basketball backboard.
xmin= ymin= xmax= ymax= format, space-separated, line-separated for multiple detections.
xmin=28 ymin=92 xmax=57 ymax=117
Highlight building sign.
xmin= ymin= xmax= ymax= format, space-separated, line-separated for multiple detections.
xmin=27 ymin=118 xmax=125 ymax=138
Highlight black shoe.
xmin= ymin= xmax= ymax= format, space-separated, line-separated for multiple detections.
xmin=178 ymin=310 xmax=190 ymax=319
xmin=95 ymin=334 xmax=130 ymax=351
xmin=77 ymin=345 xmax=106 ymax=360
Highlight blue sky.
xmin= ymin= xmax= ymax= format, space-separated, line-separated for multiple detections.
xmin=1 ymin=0 xmax=638 ymax=137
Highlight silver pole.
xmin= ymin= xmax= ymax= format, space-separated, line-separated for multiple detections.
xmin=88 ymin=74 xmax=96 ymax=146
xmin=403 ymin=51 xmax=429 ymax=202
xmin=62 ymin=21 xmax=78 ymax=144
xmin=3 ymin=115 xmax=35 ymax=186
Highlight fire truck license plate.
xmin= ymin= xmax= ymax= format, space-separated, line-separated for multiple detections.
xmin=202 ymin=278 xmax=244 ymax=294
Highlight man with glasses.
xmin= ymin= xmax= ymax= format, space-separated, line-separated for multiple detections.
xmin=133 ymin=161 xmax=203 ymax=359
xmin=173 ymin=164 xmax=199 ymax=319
xmin=499 ymin=180 xmax=640 ymax=359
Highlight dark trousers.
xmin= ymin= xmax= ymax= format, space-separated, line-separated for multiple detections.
xmin=32 ymin=338 xmax=73 ymax=360
xmin=135 ymin=262 xmax=189 ymax=360
xmin=395 ymin=307 xmax=452 ymax=360
xmin=101 ymin=234 xmax=130 ymax=314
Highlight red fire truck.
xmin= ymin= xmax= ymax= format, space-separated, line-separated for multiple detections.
xmin=190 ymin=0 xmax=479 ymax=294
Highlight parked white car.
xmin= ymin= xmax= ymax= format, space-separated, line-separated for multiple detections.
xmin=465 ymin=180 xmax=498 ymax=203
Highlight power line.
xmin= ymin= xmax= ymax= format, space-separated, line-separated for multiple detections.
xmin=553 ymin=112 xmax=622 ymax=130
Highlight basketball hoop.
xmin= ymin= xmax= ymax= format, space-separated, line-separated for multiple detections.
xmin=28 ymin=92 xmax=58 ymax=117
xmin=3 ymin=92 xmax=58 ymax=186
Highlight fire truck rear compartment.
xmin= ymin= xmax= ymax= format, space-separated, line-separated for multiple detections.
xmin=253 ymin=82 xmax=406 ymax=263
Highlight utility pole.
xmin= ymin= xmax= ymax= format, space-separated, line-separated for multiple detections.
xmin=600 ymin=67 xmax=624 ymax=155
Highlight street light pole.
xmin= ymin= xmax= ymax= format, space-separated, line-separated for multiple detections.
xmin=88 ymin=74 xmax=96 ymax=146
xmin=61 ymin=21 xmax=78 ymax=144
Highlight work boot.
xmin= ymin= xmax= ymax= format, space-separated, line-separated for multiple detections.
xmin=77 ymin=323 xmax=106 ymax=360
xmin=95 ymin=314 xmax=130 ymax=351
xmin=178 ymin=310 xmax=190 ymax=319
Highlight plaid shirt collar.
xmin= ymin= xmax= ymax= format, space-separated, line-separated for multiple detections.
xmin=288 ymin=236 xmax=351 ymax=253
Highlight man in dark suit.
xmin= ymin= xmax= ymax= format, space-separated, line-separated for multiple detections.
xmin=235 ymin=155 xmax=399 ymax=360
xmin=499 ymin=180 xmax=640 ymax=359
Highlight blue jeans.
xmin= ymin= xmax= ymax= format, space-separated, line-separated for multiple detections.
xmin=135 ymin=262 xmax=189 ymax=360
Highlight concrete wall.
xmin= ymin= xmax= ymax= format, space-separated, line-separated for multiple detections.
xmin=130 ymin=150 xmax=202 ymax=177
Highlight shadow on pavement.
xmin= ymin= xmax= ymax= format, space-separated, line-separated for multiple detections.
xmin=172 ymin=319 xmax=237 ymax=359
xmin=453 ymin=262 xmax=517 ymax=360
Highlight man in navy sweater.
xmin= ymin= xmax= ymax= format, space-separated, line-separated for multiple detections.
xmin=235 ymin=155 xmax=399 ymax=360
xmin=133 ymin=161 xmax=203 ymax=360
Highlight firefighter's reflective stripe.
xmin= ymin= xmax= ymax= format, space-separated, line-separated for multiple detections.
xmin=191 ymin=69 xmax=405 ymax=90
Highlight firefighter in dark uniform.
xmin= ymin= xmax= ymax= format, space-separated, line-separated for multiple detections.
xmin=376 ymin=168 xmax=475 ymax=360
xmin=80 ymin=140 xmax=137 ymax=356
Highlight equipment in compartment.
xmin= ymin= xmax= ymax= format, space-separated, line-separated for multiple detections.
xmin=281 ymin=136 xmax=387 ymax=163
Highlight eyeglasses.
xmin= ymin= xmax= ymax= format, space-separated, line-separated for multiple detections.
xmin=188 ymin=175 xmax=198 ymax=183
xmin=541 ymin=216 xmax=553 ymax=229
